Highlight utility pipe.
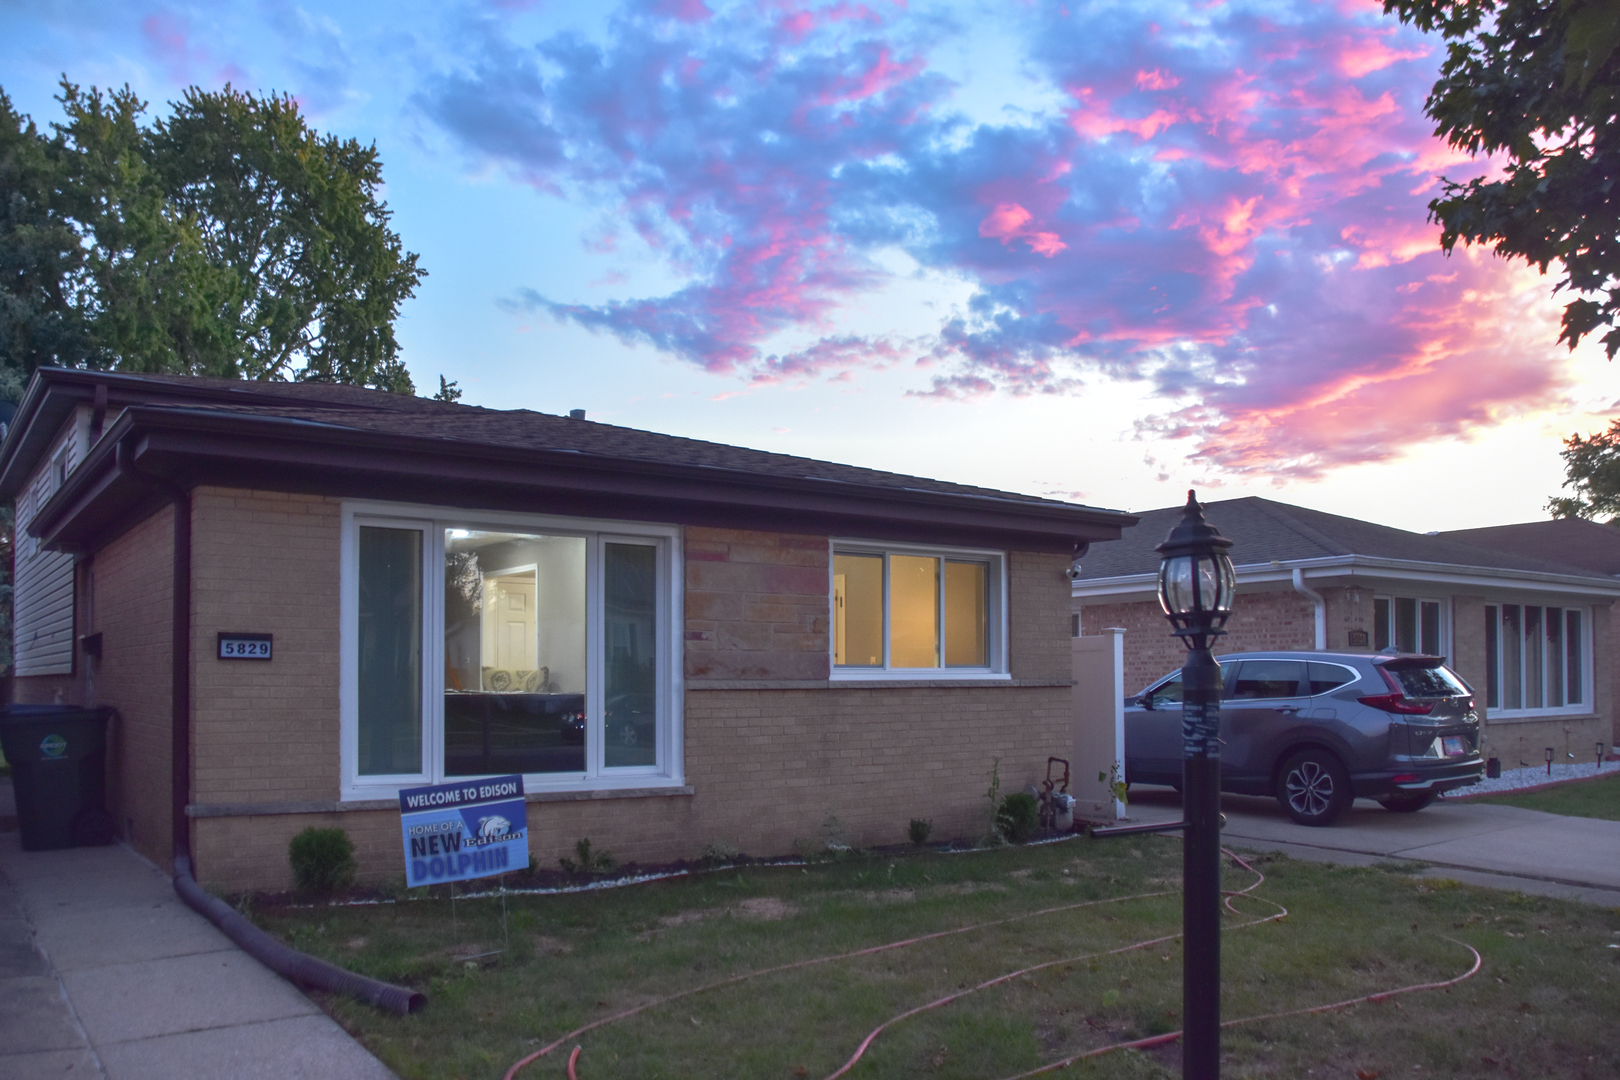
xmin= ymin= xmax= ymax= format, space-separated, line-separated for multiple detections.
xmin=172 ymin=856 xmax=425 ymax=1014
xmin=1291 ymin=568 xmax=1327 ymax=650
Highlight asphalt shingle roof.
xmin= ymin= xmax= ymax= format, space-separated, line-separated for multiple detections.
xmin=1438 ymin=518 xmax=1620 ymax=577
xmin=87 ymin=372 xmax=1114 ymax=511
xmin=1079 ymin=496 xmax=1614 ymax=581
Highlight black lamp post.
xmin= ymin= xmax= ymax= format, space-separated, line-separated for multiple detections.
xmin=1155 ymin=491 xmax=1236 ymax=1080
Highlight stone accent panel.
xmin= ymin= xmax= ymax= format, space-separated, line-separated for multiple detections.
xmin=684 ymin=527 xmax=830 ymax=681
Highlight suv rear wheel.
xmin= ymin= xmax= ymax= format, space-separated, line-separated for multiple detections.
xmin=1277 ymin=749 xmax=1351 ymax=826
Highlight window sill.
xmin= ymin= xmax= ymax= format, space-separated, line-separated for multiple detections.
xmin=688 ymin=677 xmax=1069 ymax=690
xmin=1484 ymin=710 xmax=1597 ymax=723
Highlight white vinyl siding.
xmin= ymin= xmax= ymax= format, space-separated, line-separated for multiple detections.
xmin=13 ymin=421 xmax=85 ymax=676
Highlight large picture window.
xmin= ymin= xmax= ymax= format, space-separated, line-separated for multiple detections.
xmin=342 ymin=505 xmax=681 ymax=798
xmin=831 ymin=544 xmax=1004 ymax=676
xmin=1482 ymin=603 xmax=1587 ymax=715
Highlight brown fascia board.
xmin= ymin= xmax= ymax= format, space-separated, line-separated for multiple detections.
xmin=33 ymin=407 xmax=1136 ymax=555
xmin=0 ymin=367 xmax=412 ymax=496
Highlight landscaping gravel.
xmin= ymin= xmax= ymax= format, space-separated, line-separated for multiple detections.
xmin=1441 ymin=759 xmax=1619 ymax=798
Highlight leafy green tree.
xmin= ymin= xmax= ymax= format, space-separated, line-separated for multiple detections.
xmin=0 ymin=80 xmax=425 ymax=390
xmin=1548 ymin=419 xmax=1620 ymax=520
xmin=0 ymin=91 xmax=97 ymax=372
xmin=1383 ymin=1 xmax=1620 ymax=357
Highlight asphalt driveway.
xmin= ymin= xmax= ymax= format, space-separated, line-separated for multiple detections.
xmin=1123 ymin=785 xmax=1620 ymax=906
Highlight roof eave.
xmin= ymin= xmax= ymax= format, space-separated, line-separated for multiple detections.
xmin=34 ymin=407 xmax=1135 ymax=553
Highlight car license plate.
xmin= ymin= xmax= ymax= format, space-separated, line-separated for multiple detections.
xmin=1442 ymin=736 xmax=1466 ymax=757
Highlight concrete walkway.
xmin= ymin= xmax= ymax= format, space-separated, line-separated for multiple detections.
xmin=0 ymin=793 xmax=399 ymax=1080
xmin=1125 ymin=785 xmax=1620 ymax=906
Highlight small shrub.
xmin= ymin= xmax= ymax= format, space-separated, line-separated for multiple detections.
xmin=559 ymin=837 xmax=617 ymax=876
xmin=288 ymin=827 xmax=356 ymax=897
xmin=821 ymin=814 xmax=853 ymax=853
xmin=699 ymin=839 xmax=741 ymax=867
xmin=996 ymin=793 xmax=1039 ymax=844
xmin=907 ymin=818 xmax=933 ymax=846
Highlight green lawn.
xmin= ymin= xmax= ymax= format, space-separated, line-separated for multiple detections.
xmin=246 ymin=836 xmax=1620 ymax=1080
xmin=1462 ymin=771 xmax=1620 ymax=821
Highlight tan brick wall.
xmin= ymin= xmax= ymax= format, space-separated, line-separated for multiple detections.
xmin=192 ymin=681 xmax=1072 ymax=892
xmin=189 ymin=535 xmax=1076 ymax=892
xmin=1079 ymin=589 xmax=1315 ymax=692
xmin=684 ymin=526 xmax=829 ymax=680
xmin=90 ymin=506 xmax=176 ymax=867
xmin=188 ymin=489 xmax=343 ymax=812
xmin=1010 ymin=552 xmax=1073 ymax=681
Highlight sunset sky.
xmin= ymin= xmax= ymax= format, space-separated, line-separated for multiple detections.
xmin=4 ymin=0 xmax=1614 ymax=532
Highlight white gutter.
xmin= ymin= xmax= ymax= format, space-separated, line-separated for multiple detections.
xmin=1291 ymin=567 xmax=1327 ymax=649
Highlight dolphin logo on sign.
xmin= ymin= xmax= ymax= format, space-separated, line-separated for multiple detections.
xmin=477 ymin=815 xmax=511 ymax=838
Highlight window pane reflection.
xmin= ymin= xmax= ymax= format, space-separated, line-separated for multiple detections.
xmin=889 ymin=555 xmax=940 ymax=667
xmin=833 ymin=554 xmax=883 ymax=666
xmin=443 ymin=529 xmax=586 ymax=776
xmin=605 ymin=543 xmax=658 ymax=768
xmin=944 ymin=561 xmax=988 ymax=667
xmin=358 ymin=527 xmax=423 ymax=776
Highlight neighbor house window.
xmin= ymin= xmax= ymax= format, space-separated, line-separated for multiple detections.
xmin=342 ymin=504 xmax=681 ymax=798
xmin=1482 ymin=604 xmax=1587 ymax=716
xmin=831 ymin=544 xmax=1004 ymax=676
xmin=1373 ymin=595 xmax=1445 ymax=656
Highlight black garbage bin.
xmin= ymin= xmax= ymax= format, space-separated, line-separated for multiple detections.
xmin=0 ymin=704 xmax=114 ymax=851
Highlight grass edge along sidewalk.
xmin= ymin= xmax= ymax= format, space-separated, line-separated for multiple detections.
xmin=1451 ymin=768 xmax=1620 ymax=822
xmin=249 ymin=835 xmax=1620 ymax=1080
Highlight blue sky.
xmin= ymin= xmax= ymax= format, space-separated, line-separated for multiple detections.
xmin=3 ymin=0 xmax=1611 ymax=531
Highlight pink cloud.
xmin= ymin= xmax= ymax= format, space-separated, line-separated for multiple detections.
xmin=437 ymin=0 xmax=1551 ymax=479
xmin=1336 ymin=33 xmax=1430 ymax=77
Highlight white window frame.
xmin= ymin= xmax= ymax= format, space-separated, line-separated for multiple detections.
xmin=339 ymin=500 xmax=684 ymax=802
xmin=1372 ymin=594 xmax=1449 ymax=658
xmin=1483 ymin=601 xmax=1592 ymax=718
xmin=828 ymin=539 xmax=1009 ymax=681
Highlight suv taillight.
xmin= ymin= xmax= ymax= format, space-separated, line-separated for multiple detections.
xmin=1356 ymin=692 xmax=1434 ymax=715
xmin=1359 ymin=668 xmax=1435 ymax=715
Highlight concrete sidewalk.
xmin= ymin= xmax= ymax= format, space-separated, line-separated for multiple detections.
xmin=0 ymin=805 xmax=399 ymax=1080
xmin=1125 ymin=785 xmax=1620 ymax=906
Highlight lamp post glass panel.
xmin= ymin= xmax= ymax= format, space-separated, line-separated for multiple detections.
xmin=1155 ymin=491 xmax=1235 ymax=1080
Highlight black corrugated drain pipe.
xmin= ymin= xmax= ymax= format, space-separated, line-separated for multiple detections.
xmin=115 ymin=440 xmax=425 ymax=1016
xmin=172 ymin=855 xmax=426 ymax=1014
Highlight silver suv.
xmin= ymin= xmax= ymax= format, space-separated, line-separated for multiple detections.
xmin=1125 ymin=651 xmax=1483 ymax=826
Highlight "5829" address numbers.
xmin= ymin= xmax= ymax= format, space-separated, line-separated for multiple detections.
xmin=218 ymin=633 xmax=273 ymax=660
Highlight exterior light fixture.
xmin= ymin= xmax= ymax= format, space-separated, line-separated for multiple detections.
xmin=1154 ymin=491 xmax=1235 ymax=1080
xmin=1599 ymin=742 xmax=1607 ymax=767
xmin=1545 ymin=746 xmax=1555 ymax=776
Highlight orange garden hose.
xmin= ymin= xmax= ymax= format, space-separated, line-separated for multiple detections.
xmin=506 ymin=848 xmax=1484 ymax=1080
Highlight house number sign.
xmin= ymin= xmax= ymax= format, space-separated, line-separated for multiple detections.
xmin=217 ymin=633 xmax=273 ymax=660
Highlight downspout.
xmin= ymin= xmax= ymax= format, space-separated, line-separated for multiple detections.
xmin=115 ymin=440 xmax=423 ymax=1015
xmin=1291 ymin=567 xmax=1327 ymax=650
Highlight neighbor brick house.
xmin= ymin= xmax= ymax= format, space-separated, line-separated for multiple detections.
xmin=2 ymin=369 xmax=1134 ymax=891
xmin=1072 ymin=497 xmax=1620 ymax=766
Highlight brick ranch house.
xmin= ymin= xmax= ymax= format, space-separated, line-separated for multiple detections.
xmin=1072 ymin=497 xmax=1620 ymax=766
xmin=1 ymin=369 xmax=1134 ymax=891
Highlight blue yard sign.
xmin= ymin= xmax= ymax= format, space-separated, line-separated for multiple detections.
xmin=398 ymin=775 xmax=529 ymax=887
